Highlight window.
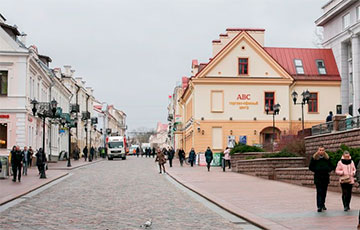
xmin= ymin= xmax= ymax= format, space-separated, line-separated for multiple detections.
xmin=238 ymin=58 xmax=248 ymax=75
xmin=357 ymin=6 xmax=360 ymax=21
xmin=264 ymin=92 xmax=275 ymax=112
xmin=211 ymin=90 xmax=224 ymax=113
xmin=212 ymin=127 xmax=223 ymax=150
xmin=0 ymin=71 xmax=8 ymax=96
xmin=316 ymin=60 xmax=327 ymax=75
xmin=308 ymin=93 xmax=318 ymax=113
xmin=0 ymin=123 xmax=7 ymax=148
xmin=294 ymin=59 xmax=304 ymax=74
xmin=343 ymin=13 xmax=350 ymax=29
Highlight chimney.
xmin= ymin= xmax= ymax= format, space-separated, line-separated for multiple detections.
xmin=53 ymin=68 xmax=61 ymax=78
xmin=64 ymin=65 xmax=72 ymax=76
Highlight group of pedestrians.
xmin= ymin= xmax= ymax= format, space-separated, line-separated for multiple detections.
xmin=9 ymin=145 xmax=47 ymax=182
xmin=309 ymin=146 xmax=359 ymax=213
xmin=176 ymin=147 xmax=215 ymax=171
xmin=82 ymin=146 xmax=96 ymax=161
xmin=136 ymin=147 xmax=156 ymax=158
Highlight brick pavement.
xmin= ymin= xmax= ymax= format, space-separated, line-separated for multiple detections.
xmin=166 ymin=161 xmax=360 ymax=230
xmin=0 ymin=158 xmax=103 ymax=206
xmin=0 ymin=157 xmax=248 ymax=230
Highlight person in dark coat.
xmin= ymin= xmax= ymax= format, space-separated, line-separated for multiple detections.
xmin=136 ymin=147 xmax=140 ymax=157
xmin=205 ymin=147 xmax=213 ymax=172
xmin=11 ymin=146 xmax=23 ymax=182
xmin=167 ymin=147 xmax=174 ymax=167
xmin=90 ymin=146 xmax=95 ymax=162
xmin=152 ymin=147 xmax=156 ymax=158
xmin=28 ymin=146 xmax=34 ymax=167
xmin=189 ymin=148 xmax=196 ymax=167
xmin=155 ymin=149 xmax=166 ymax=174
xmin=36 ymin=148 xmax=47 ymax=179
xmin=309 ymin=146 xmax=334 ymax=212
xmin=178 ymin=149 xmax=185 ymax=166
xmin=83 ymin=146 xmax=88 ymax=161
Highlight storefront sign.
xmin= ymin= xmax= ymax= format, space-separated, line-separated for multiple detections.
xmin=0 ymin=115 xmax=9 ymax=119
xmin=227 ymin=136 xmax=236 ymax=148
xmin=198 ymin=153 xmax=207 ymax=166
xmin=230 ymin=93 xmax=258 ymax=110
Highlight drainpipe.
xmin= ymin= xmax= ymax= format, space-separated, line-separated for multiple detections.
xmin=48 ymin=79 xmax=55 ymax=161
xmin=75 ymin=84 xmax=80 ymax=146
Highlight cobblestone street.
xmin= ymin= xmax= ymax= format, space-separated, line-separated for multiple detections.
xmin=0 ymin=157 xmax=245 ymax=230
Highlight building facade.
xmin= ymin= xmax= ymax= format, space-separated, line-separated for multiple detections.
xmin=316 ymin=0 xmax=360 ymax=115
xmin=174 ymin=28 xmax=341 ymax=153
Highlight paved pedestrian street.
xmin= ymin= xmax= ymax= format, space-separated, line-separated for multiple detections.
xmin=0 ymin=158 xmax=246 ymax=230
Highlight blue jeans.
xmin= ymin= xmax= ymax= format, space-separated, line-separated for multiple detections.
xmin=23 ymin=161 xmax=28 ymax=175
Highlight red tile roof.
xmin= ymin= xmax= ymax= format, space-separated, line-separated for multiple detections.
xmin=264 ymin=47 xmax=341 ymax=81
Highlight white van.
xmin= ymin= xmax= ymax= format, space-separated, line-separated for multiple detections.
xmin=107 ymin=136 xmax=126 ymax=160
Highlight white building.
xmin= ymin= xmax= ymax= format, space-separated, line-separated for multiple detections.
xmin=316 ymin=0 xmax=360 ymax=115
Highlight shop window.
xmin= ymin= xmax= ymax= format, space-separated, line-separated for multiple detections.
xmin=294 ymin=59 xmax=304 ymax=74
xmin=238 ymin=58 xmax=248 ymax=75
xmin=0 ymin=123 xmax=7 ymax=148
xmin=343 ymin=13 xmax=350 ymax=29
xmin=264 ymin=92 xmax=275 ymax=112
xmin=308 ymin=93 xmax=318 ymax=113
xmin=0 ymin=71 xmax=8 ymax=96
xmin=316 ymin=60 xmax=326 ymax=75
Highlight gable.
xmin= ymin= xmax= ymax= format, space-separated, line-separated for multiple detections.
xmin=0 ymin=26 xmax=27 ymax=52
xmin=197 ymin=32 xmax=293 ymax=80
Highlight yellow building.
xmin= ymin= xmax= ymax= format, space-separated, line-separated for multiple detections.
xmin=177 ymin=28 xmax=341 ymax=153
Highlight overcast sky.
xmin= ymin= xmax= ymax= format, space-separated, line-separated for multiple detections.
xmin=2 ymin=0 xmax=327 ymax=130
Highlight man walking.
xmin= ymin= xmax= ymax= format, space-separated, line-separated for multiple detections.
xmin=22 ymin=146 xmax=30 ymax=176
xmin=11 ymin=146 xmax=24 ymax=182
xmin=90 ymin=146 xmax=95 ymax=162
xmin=189 ymin=148 xmax=196 ymax=167
xmin=83 ymin=146 xmax=88 ymax=161
xmin=168 ymin=147 xmax=174 ymax=167
xmin=36 ymin=148 xmax=47 ymax=179
xmin=178 ymin=149 xmax=185 ymax=166
xmin=136 ymin=147 xmax=140 ymax=157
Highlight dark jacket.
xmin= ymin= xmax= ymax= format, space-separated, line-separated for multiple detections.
xmin=178 ymin=150 xmax=185 ymax=160
xmin=189 ymin=150 xmax=196 ymax=162
xmin=83 ymin=147 xmax=88 ymax=155
xmin=36 ymin=150 xmax=47 ymax=166
xmin=11 ymin=150 xmax=24 ymax=166
xmin=205 ymin=149 xmax=213 ymax=163
xmin=309 ymin=152 xmax=334 ymax=184
xmin=22 ymin=150 xmax=30 ymax=163
xmin=168 ymin=149 xmax=174 ymax=160
xmin=90 ymin=147 xmax=95 ymax=155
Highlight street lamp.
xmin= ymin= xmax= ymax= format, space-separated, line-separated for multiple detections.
xmin=265 ymin=103 xmax=281 ymax=152
xmin=291 ymin=90 xmax=310 ymax=134
xmin=31 ymin=98 xmax=58 ymax=178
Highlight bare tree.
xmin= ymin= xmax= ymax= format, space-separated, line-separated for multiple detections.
xmin=128 ymin=127 xmax=156 ymax=144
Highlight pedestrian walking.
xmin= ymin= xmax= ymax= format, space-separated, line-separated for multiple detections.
xmin=28 ymin=146 xmax=34 ymax=168
xmin=155 ymin=149 xmax=166 ymax=174
xmin=152 ymin=147 xmax=156 ymax=158
xmin=178 ymin=149 xmax=185 ymax=166
xmin=168 ymin=147 xmax=174 ymax=167
xmin=90 ymin=146 xmax=95 ymax=161
xmin=36 ymin=148 xmax=47 ymax=179
xmin=309 ymin=146 xmax=334 ymax=212
xmin=326 ymin=111 xmax=333 ymax=122
xmin=136 ymin=147 xmax=140 ymax=157
xmin=335 ymin=151 xmax=356 ymax=211
xmin=205 ymin=147 xmax=213 ymax=172
xmin=11 ymin=146 xmax=23 ymax=182
xmin=22 ymin=146 xmax=30 ymax=176
xmin=223 ymin=147 xmax=231 ymax=172
xmin=189 ymin=148 xmax=196 ymax=167
xmin=83 ymin=146 xmax=88 ymax=161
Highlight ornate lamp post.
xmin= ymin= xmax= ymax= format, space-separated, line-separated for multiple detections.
xmin=265 ymin=103 xmax=281 ymax=152
xmin=291 ymin=90 xmax=310 ymax=134
xmin=31 ymin=99 xmax=58 ymax=159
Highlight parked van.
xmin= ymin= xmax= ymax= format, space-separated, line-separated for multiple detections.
xmin=106 ymin=136 xmax=127 ymax=160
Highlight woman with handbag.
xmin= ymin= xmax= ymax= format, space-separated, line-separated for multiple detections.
xmin=309 ymin=146 xmax=334 ymax=212
xmin=155 ymin=149 xmax=166 ymax=174
xmin=335 ymin=151 xmax=356 ymax=211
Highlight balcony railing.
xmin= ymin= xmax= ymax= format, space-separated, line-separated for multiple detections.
xmin=311 ymin=116 xmax=360 ymax=136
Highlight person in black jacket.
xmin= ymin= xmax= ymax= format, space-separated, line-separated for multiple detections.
xmin=167 ymin=147 xmax=174 ymax=167
xmin=11 ymin=146 xmax=23 ymax=182
xmin=36 ymin=148 xmax=47 ymax=179
xmin=309 ymin=146 xmax=334 ymax=212
xmin=189 ymin=148 xmax=196 ymax=167
xmin=83 ymin=146 xmax=88 ymax=161
xmin=178 ymin=149 xmax=185 ymax=166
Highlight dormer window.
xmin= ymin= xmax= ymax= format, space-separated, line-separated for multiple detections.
xmin=294 ymin=59 xmax=304 ymax=74
xmin=316 ymin=60 xmax=327 ymax=75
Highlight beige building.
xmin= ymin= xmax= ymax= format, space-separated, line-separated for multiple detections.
xmin=175 ymin=28 xmax=341 ymax=153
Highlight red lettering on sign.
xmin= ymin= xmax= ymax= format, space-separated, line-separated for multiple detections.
xmin=236 ymin=94 xmax=251 ymax=100
xmin=0 ymin=115 xmax=10 ymax=119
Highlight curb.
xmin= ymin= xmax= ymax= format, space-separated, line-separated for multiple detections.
xmin=167 ymin=171 xmax=290 ymax=230
xmin=0 ymin=172 xmax=69 ymax=206
xmin=48 ymin=159 xmax=104 ymax=170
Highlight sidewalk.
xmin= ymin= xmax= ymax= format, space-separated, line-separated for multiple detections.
xmin=0 ymin=158 xmax=104 ymax=206
xmin=167 ymin=162 xmax=360 ymax=230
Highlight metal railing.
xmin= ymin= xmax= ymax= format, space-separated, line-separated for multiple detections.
xmin=338 ymin=116 xmax=360 ymax=131
xmin=311 ymin=121 xmax=333 ymax=135
xmin=311 ymin=116 xmax=360 ymax=136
